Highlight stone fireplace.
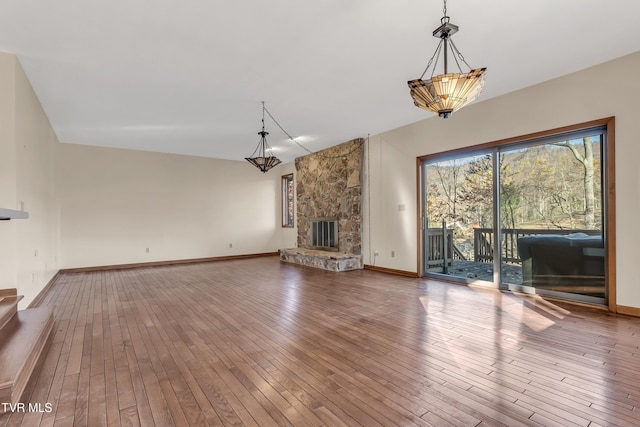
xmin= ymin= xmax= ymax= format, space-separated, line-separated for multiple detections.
xmin=295 ymin=138 xmax=363 ymax=256
xmin=279 ymin=138 xmax=364 ymax=271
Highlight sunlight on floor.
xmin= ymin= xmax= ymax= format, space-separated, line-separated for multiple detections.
xmin=418 ymin=285 xmax=564 ymax=333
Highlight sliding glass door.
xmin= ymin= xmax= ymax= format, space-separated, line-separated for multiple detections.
xmin=421 ymin=123 xmax=609 ymax=305
xmin=499 ymin=130 xmax=606 ymax=304
xmin=422 ymin=153 xmax=495 ymax=285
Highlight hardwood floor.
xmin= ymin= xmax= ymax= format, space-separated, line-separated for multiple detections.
xmin=2 ymin=256 xmax=639 ymax=426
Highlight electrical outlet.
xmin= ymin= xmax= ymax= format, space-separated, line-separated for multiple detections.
xmin=146 ymin=248 xmax=150 ymax=253
xmin=373 ymin=250 xmax=379 ymax=256
xmin=229 ymin=243 xmax=233 ymax=248
xmin=391 ymin=250 xmax=395 ymax=258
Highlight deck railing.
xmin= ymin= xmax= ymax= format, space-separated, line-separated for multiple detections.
xmin=425 ymin=228 xmax=466 ymax=267
xmin=473 ymin=228 xmax=601 ymax=264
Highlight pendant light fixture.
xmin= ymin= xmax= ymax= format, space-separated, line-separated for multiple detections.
xmin=245 ymin=102 xmax=282 ymax=173
xmin=408 ymin=0 xmax=486 ymax=118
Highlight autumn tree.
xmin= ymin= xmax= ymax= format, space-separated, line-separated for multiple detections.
xmin=557 ymin=137 xmax=596 ymax=229
xmin=426 ymin=160 xmax=464 ymax=226
xmin=457 ymin=154 xmax=492 ymax=228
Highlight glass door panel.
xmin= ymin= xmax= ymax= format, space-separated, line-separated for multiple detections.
xmin=424 ymin=154 xmax=494 ymax=284
xmin=499 ymin=133 xmax=606 ymax=303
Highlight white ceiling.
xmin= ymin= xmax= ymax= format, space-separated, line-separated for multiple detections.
xmin=1 ymin=1 xmax=640 ymax=164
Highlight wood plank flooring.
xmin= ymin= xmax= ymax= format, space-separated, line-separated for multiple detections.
xmin=1 ymin=256 xmax=639 ymax=426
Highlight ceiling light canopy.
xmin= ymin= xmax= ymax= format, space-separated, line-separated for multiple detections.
xmin=408 ymin=0 xmax=486 ymax=118
xmin=245 ymin=102 xmax=282 ymax=173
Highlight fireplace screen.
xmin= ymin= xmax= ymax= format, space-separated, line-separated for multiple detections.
xmin=311 ymin=218 xmax=338 ymax=251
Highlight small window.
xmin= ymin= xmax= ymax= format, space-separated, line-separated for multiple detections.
xmin=282 ymin=174 xmax=294 ymax=227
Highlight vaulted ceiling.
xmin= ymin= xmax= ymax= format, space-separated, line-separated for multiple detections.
xmin=2 ymin=1 xmax=640 ymax=163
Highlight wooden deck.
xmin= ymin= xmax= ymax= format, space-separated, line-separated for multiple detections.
xmin=2 ymin=256 xmax=639 ymax=426
xmin=427 ymin=260 xmax=524 ymax=284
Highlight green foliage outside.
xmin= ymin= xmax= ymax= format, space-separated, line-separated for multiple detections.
xmin=426 ymin=137 xmax=602 ymax=261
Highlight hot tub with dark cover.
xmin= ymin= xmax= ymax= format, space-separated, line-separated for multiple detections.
xmin=517 ymin=233 xmax=604 ymax=291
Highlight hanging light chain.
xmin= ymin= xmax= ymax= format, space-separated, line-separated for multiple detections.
xmin=262 ymin=104 xmax=310 ymax=154
xmin=441 ymin=0 xmax=450 ymax=25
xmin=420 ymin=39 xmax=444 ymax=80
xmin=418 ymin=0 xmax=475 ymax=78
xmin=444 ymin=0 xmax=474 ymax=73
xmin=248 ymin=101 xmax=275 ymax=159
xmin=449 ymin=39 xmax=474 ymax=72
xmin=262 ymin=104 xmax=366 ymax=159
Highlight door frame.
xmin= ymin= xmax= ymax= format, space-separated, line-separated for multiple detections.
xmin=416 ymin=117 xmax=616 ymax=312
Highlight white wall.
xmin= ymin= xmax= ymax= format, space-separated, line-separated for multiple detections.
xmin=363 ymin=134 xmax=417 ymax=271
xmin=366 ymin=51 xmax=640 ymax=309
xmin=57 ymin=143 xmax=284 ymax=268
xmin=0 ymin=52 xmax=60 ymax=308
xmin=2 ymin=50 xmax=297 ymax=292
xmin=0 ymin=53 xmax=19 ymax=294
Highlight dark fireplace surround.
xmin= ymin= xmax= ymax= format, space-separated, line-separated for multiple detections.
xmin=310 ymin=217 xmax=339 ymax=251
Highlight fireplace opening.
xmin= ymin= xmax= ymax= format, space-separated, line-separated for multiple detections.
xmin=311 ymin=218 xmax=338 ymax=251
